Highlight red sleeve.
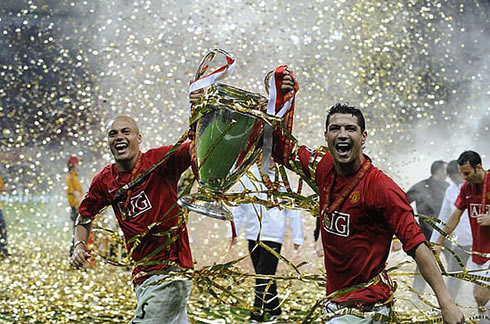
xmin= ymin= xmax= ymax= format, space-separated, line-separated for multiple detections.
xmin=454 ymin=183 xmax=466 ymax=211
xmin=171 ymin=141 xmax=191 ymax=176
xmin=296 ymin=146 xmax=315 ymax=178
xmin=152 ymin=142 xmax=191 ymax=178
xmin=272 ymin=130 xmax=321 ymax=181
xmin=272 ymin=128 xmax=332 ymax=194
xmin=370 ymin=171 xmax=426 ymax=252
xmin=78 ymin=172 xmax=111 ymax=219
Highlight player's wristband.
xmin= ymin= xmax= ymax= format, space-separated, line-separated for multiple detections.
xmin=73 ymin=240 xmax=86 ymax=250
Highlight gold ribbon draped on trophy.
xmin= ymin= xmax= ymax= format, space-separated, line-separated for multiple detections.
xmin=177 ymin=49 xmax=299 ymax=220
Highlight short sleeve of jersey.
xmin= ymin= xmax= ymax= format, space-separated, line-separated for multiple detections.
xmin=273 ymin=128 xmax=318 ymax=178
xmin=454 ymin=183 xmax=467 ymax=211
xmin=369 ymin=171 xmax=426 ymax=252
xmin=78 ymin=171 xmax=110 ymax=219
xmin=277 ymin=143 xmax=327 ymax=182
xmin=171 ymin=141 xmax=191 ymax=175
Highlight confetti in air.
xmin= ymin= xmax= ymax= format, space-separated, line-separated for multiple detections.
xmin=0 ymin=0 xmax=489 ymax=322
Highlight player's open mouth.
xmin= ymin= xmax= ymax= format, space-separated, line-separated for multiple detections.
xmin=336 ymin=143 xmax=351 ymax=157
xmin=115 ymin=143 xmax=128 ymax=154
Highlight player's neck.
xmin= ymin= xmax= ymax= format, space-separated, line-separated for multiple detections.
xmin=432 ymin=173 xmax=446 ymax=182
xmin=476 ymin=169 xmax=488 ymax=184
xmin=116 ymin=153 xmax=140 ymax=173
xmin=334 ymin=155 xmax=365 ymax=177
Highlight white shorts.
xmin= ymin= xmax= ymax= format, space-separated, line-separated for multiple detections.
xmin=130 ymin=273 xmax=192 ymax=324
xmin=472 ymin=259 xmax=490 ymax=284
xmin=323 ymin=302 xmax=391 ymax=324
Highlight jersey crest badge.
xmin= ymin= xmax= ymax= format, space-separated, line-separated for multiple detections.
xmin=349 ymin=191 xmax=360 ymax=204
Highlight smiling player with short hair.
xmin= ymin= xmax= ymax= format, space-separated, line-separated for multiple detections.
xmin=71 ymin=115 xmax=193 ymax=323
xmin=273 ymin=72 xmax=464 ymax=323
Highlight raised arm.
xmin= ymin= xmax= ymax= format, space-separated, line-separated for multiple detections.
xmin=270 ymin=70 xmax=334 ymax=196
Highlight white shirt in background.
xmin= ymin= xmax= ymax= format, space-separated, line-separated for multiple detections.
xmin=430 ymin=182 xmax=472 ymax=247
xmin=230 ymin=165 xmax=304 ymax=245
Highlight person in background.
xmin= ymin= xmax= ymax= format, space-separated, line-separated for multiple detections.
xmin=66 ymin=156 xmax=83 ymax=225
xmin=0 ymin=173 xmax=9 ymax=257
xmin=407 ymin=160 xmax=449 ymax=240
xmin=435 ymin=150 xmax=490 ymax=321
xmin=66 ymin=156 xmax=83 ymax=255
xmin=407 ymin=160 xmax=449 ymax=294
xmin=231 ymin=164 xmax=304 ymax=323
xmin=430 ymin=160 xmax=472 ymax=301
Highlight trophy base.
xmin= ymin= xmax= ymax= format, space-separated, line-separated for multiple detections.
xmin=177 ymin=195 xmax=232 ymax=221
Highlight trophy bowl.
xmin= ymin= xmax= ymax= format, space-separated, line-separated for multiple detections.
xmin=178 ymin=83 xmax=268 ymax=220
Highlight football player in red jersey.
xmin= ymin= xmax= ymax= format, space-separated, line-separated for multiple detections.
xmin=274 ymin=72 xmax=464 ymax=323
xmin=435 ymin=150 xmax=490 ymax=321
xmin=71 ymin=115 xmax=194 ymax=323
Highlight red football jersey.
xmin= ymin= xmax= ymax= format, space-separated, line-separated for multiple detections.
xmin=79 ymin=142 xmax=193 ymax=285
xmin=454 ymin=171 xmax=490 ymax=265
xmin=282 ymin=145 xmax=426 ymax=304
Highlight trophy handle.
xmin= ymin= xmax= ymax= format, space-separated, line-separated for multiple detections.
xmin=264 ymin=70 xmax=274 ymax=95
xmin=194 ymin=48 xmax=233 ymax=81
